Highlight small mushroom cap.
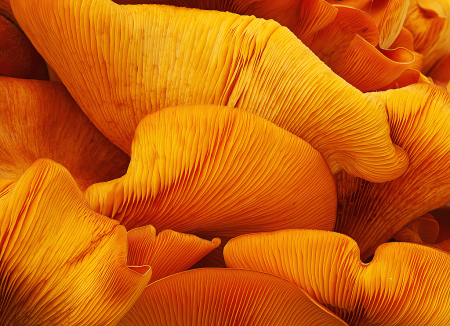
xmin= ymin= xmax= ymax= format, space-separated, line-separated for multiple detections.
xmin=118 ymin=268 xmax=348 ymax=326
xmin=0 ymin=76 xmax=130 ymax=191
xmin=404 ymin=0 xmax=449 ymax=73
xmin=10 ymin=0 xmax=409 ymax=182
xmin=335 ymin=83 xmax=450 ymax=260
xmin=394 ymin=213 xmax=440 ymax=244
xmin=86 ymin=105 xmax=337 ymax=237
xmin=127 ymin=225 xmax=220 ymax=282
xmin=0 ymin=159 xmax=151 ymax=325
xmin=225 ymin=229 xmax=450 ymax=326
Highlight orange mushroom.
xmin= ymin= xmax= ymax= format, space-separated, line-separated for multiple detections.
xmin=113 ymin=0 xmax=338 ymax=40
xmin=404 ymin=0 xmax=450 ymax=74
xmin=118 ymin=268 xmax=348 ymax=326
xmin=0 ymin=76 xmax=130 ymax=191
xmin=334 ymin=83 xmax=450 ymax=260
xmin=225 ymin=229 xmax=450 ymax=325
xmin=85 ymin=105 xmax=337 ymax=239
xmin=394 ymin=211 xmax=450 ymax=253
xmin=127 ymin=225 xmax=220 ymax=282
xmin=0 ymin=159 xmax=151 ymax=325
xmin=10 ymin=0 xmax=409 ymax=183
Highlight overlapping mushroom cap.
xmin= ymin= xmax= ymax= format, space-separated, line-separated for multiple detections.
xmin=111 ymin=0 xmax=424 ymax=92
xmin=113 ymin=0 xmax=338 ymax=40
xmin=127 ymin=225 xmax=220 ymax=283
xmin=334 ymin=83 xmax=450 ymax=260
xmin=224 ymin=229 xmax=450 ymax=326
xmin=0 ymin=76 xmax=130 ymax=191
xmin=118 ymin=268 xmax=348 ymax=326
xmin=10 ymin=0 xmax=409 ymax=182
xmin=405 ymin=0 xmax=450 ymax=74
xmin=0 ymin=159 xmax=151 ymax=325
xmin=85 ymin=105 xmax=337 ymax=238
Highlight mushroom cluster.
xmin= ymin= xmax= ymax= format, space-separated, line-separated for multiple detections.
xmin=1 ymin=0 xmax=450 ymax=325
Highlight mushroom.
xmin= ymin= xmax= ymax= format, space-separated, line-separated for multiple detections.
xmin=118 ymin=268 xmax=348 ymax=326
xmin=393 ymin=213 xmax=440 ymax=245
xmin=224 ymin=229 xmax=450 ymax=325
xmin=10 ymin=0 xmax=409 ymax=183
xmin=111 ymin=1 xmax=422 ymax=91
xmin=85 ymin=105 xmax=337 ymax=239
xmin=127 ymin=225 xmax=220 ymax=282
xmin=0 ymin=76 xmax=130 ymax=191
xmin=404 ymin=0 xmax=450 ymax=74
xmin=0 ymin=159 xmax=151 ymax=325
xmin=394 ymin=212 xmax=450 ymax=253
xmin=113 ymin=0 xmax=338 ymax=40
xmin=334 ymin=83 xmax=450 ymax=260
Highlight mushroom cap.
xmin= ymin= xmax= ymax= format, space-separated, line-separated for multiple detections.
xmin=404 ymin=0 xmax=450 ymax=73
xmin=224 ymin=229 xmax=450 ymax=326
xmin=127 ymin=225 xmax=220 ymax=283
xmin=334 ymin=83 xmax=450 ymax=260
xmin=85 ymin=105 xmax=337 ymax=237
xmin=118 ymin=268 xmax=348 ymax=326
xmin=10 ymin=0 xmax=409 ymax=182
xmin=0 ymin=159 xmax=151 ymax=325
xmin=0 ymin=76 xmax=130 ymax=191
xmin=112 ymin=0 xmax=338 ymax=39
xmin=394 ymin=213 xmax=440 ymax=244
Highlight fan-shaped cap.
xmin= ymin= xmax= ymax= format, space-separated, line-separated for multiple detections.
xmin=304 ymin=2 xmax=420 ymax=91
xmin=0 ymin=159 xmax=152 ymax=325
xmin=394 ymin=213 xmax=440 ymax=244
xmin=393 ymin=211 xmax=450 ymax=253
xmin=377 ymin=0 xmax=411 ymax=49
xmin=404 ymin=0 xmax=449 ymax=73
xmin=0 ymin=15 xmax=48 ymax=79
xmin=334 ymin=83 xmax=450 ymax=260
xmin=10 ymin=0 xmax=409 ymax=182
xmin=118 ymin=268 xmax=348 ymax=326
xmin=127 ymin=225 xmax=220 ymax=282
xmin=86 ymin=105 xmax=336 ymax=237
xmin=225 ymin=229 xmax=450 ymax=326
xmin=113 ymin=0 xmax=337 ymax=39
xmin=330 ymin=34 xmax=419 ymax=92
xmin=0 ymin=76 xmax=130 ymax=191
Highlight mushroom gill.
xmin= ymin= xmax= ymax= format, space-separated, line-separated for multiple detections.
xmin=85 ymin=105 xmax=337 ymax=238
xmin=118 ymin=268 xmax=348 ymax=326
xmin=0 ymin=159 xmax=151 ymax=325
xmin=404 ymin=0 xmax=450 ymax=74
xmin=0 ymin=76 xmax=130 ymax=191
xmin=10 ymin=0 xmax=409 ymax=182
xmin=224 ymin=229 xmax=450 ymax=326
xmin=334 ymin=83 xmax=450 ymax=260
xmin=113 ymin=0 xmax=338 ymax=40
xmin=127 ymin=225 xmax=220 ymax=282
